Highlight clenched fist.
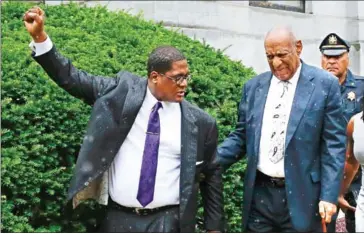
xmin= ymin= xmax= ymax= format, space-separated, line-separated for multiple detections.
xmin=319 ymin=200 xmax=337 ymax=223
xmin=23 ymin=6 xmax=47 ymax=42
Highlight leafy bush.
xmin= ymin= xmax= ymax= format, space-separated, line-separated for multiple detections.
xmin=1 ymin=2 xmax=255 ymax=232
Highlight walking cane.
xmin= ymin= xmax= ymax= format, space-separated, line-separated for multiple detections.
xmin=321 ymin=218 xmax=327 ymax=233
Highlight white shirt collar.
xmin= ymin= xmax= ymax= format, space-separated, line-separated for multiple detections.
xmin=145 ymin=87 xmax=179 ymax=111
xmin=272 ymin=62 xmax=302 ymax=86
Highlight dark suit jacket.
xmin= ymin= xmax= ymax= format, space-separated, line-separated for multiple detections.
xmin=217 ymin=62 xmax=346 ymax=232
xmin=33 ymin=46 xmax=224 ymax=232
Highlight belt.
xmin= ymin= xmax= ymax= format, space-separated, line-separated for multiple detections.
xmin=255 ymin=170 xmax=285 ymax=188
xmin=108 ymin=198 xmax=179 ymax=216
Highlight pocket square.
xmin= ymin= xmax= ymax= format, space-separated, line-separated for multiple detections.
xmin=196 ymin=161 xmax=204 ymax=165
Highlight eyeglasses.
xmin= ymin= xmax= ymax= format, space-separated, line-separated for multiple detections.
xmin=159 ymin=73 xmax=191 ymax=85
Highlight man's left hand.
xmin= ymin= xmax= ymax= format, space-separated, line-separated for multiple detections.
xmin=319 ymin=200 xmax=337 ymax=223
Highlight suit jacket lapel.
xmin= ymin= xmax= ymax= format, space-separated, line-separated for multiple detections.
xmin=285 ymin=63 xmax=315 ymax=149
xmin=119 ymin=78 xmax=147 ymax=134
xmin=179 ymin=100 xmax=198 ymax=220
xmin=254 ymin=73 xmax=272 ymax=158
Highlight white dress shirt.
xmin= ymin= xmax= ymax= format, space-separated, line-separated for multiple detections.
xmin=109 ymin=88 xmax=182 ymax=208
xmin=29 ymin=37 xmax=53 ymax=56
xmin=257 ymin=63 xmax=302 ymax=178
xmin=30 ymin=37 xmax=182 ymax=208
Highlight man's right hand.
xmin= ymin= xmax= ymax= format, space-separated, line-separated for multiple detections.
xmin=319 ymin=200 xmax=337 ymax=223
xmin=23 ymin=6 xmax=47 ymax=43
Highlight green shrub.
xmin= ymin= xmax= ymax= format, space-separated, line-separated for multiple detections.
xmin=1 ymin=2 xmax=255 ymax=232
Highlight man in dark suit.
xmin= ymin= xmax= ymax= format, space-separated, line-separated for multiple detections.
xmin=217 ymin=26 xmax=346 ymax=232
xmin=319 ymin=32 xmax=364 ymax=233
xmin=23 ymin=6 xmax=224 ymax=232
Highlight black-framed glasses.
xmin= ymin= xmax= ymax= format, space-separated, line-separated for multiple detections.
xmin=159 ymin=73 xmax=191 ymax=85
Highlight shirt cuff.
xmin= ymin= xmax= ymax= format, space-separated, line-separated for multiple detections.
xmin=29 ymin=36 xmax=53 ymax=57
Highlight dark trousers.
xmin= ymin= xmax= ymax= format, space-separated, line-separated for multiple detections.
xmin=246 ymin=172 xmax=322 ymax=232
xmin=98 ymin=199 xmax=180 ymax=232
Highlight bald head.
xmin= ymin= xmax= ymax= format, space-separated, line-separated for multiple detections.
xmin=265 ymin=26 xmax=297 ymax=47
xmin=264 ymin=26 xmax=302 ymax=81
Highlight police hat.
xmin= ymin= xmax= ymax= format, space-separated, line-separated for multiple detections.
xmin=319 ymin=33 xmax=350 ymax=56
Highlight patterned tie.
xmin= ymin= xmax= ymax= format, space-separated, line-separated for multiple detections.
xmin=137 ymin=102 xmax=162 ymax=207
xmin=269 ymin=81 xmax=289 ymax=164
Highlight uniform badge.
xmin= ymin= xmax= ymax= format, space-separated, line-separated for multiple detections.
xmin=347 ymin=91 xmax=356 ymax=101
xmin=328 ymin=35 xmax=337 ymax=45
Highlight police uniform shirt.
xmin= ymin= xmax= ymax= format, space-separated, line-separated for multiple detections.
xmin=341 ymin=70 xmax=364 ymax=124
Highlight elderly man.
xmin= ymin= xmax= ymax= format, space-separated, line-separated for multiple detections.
xmin=320 ymin=32 xmax=364 ymax=233
xmin=217 ymin=26 xmax=346 ymax=232
xmin=23 ymin=6 xmax=224 ymax=233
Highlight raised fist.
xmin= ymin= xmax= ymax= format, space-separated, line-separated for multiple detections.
xmin=23 ymin=6 xmax=47 ymax=42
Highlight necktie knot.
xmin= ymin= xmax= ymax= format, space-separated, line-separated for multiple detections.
xmin=280 ymin=81 xmax=289 ymax=98
xmin=153 ymin=102 xmax=163 ymax=112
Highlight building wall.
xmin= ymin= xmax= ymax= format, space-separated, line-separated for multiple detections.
xmin=45 ymin=1 xmax=364 ymax=75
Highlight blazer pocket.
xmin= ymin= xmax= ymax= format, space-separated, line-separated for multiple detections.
xmin=310 ymin=171 xmax=321 ymax=183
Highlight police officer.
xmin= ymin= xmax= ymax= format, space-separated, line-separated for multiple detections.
xmin=320 ymin=32 xmax=364 ymax=232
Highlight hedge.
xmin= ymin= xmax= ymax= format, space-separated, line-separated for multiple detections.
xmin=1 ymin=2 xmax=255 ymax=232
